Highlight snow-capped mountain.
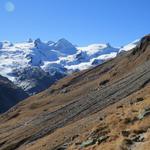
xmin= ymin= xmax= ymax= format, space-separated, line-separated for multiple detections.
xmin=0 ymin=38 xmax=139 ymax=95
xmin=119 ymin=39 xmax=140 ymax=53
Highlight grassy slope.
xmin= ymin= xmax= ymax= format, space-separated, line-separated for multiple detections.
xmin=0 ymin=35 xmax=150 ymax=150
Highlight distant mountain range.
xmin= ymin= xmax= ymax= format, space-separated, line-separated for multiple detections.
xmin=0 ymin=38 xmax=140 ymax=95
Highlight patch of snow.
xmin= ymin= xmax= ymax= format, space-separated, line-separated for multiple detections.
xmin=65 ymin=62 xmax=92 ymax=71
xmin=77 ymin=43 xmax=108 ymax=55
xmin=119 ymin=39 xmax=140 ymax=52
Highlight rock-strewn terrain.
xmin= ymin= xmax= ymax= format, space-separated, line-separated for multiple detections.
xmin=0 ymin=35 xmax=150 ymax=150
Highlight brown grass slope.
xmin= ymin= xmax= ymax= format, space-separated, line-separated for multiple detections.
xmin=0 ymin=35 xmax=150 ymax=150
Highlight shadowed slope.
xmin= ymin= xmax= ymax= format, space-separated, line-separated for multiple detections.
xmin=0 ymin=75 xmax=28 ymax=113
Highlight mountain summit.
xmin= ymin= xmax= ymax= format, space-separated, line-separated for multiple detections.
xmin=54 ymin=38 xmax=77 ymax=54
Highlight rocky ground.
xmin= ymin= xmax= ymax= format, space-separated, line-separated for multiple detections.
xmin=0 ymin=35 xmax=150 ymax=150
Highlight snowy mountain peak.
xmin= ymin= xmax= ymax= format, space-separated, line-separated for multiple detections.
xmin=56 ymin=38 xmax=73 ymax=45
xmin=28 ymin=38 xmax=33 ymax=43
xmin=0 ymin=37 xmax=140 ymax=95
xmin=54 ymin=38 xmax=77 ymax=54
xmin=106 ymin=42 xmax=112 ymax=48
xmin=34 ymin=38 xmax=43 ymax=48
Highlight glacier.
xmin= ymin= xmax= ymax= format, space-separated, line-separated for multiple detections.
xmin=0 ymin=38 xmax=139 ymax=95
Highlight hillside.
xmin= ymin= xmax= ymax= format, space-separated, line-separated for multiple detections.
xmin=0 ymin=35 xmax=150 ymax=150
xmin=0 ymin=75 xmax=28 ymax=113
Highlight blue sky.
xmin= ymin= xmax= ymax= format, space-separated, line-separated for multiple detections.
xmin=0 ymin=0 xmax=150 ymax=46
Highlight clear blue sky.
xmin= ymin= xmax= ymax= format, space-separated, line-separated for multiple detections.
xmin=0 ymin=0 xmax=150 ymax=46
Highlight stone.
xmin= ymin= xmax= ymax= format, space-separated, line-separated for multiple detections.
xmin=60 ymin=88 xmax=68 ymax=94
xmin=99 ymin=117 xmax=103 ymax=121
xmin=123 ymin=117 xmax=132 ymax=124
xmin=71 ymin=135 xmax=79 ymax=141
xmin=99 ymin=79 xmax=109 ymax=86
xmin=121 ymin=130 xmax=130 ymax=137
xmin=136 ymin=97 xmax=144 ymax=102
xmin=57 ymin=143 xmax=68 ymax=150
xmin=138 ymin=107 xmax=150 ymax=120
xmin=122 ymin=138 xmax=133 ymax=145
xmin=119 ymin=139 xmax=133 ymax=150
xmin=97 ymin=135 xmax=109 ymax=144
xmin=131 ymin=135 xmax=144 ymax=142
xmin=80 ymin=139 xmax=95 ymax=148
xmin=117 ymin=105 xmax=123 ymax=109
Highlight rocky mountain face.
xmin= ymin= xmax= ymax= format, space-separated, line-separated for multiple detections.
xmin=0 ymin=35 xmax=150 ymax=150
xmin=0 ymin=38 xmax=129 ymax=95
xmin=13 ymin=66 xmax=66 ymax=95
xmin=0 ymin=75 xmax=28 ymax=113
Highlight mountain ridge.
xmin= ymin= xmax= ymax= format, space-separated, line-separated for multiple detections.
xmin=0 ymin=38 xmax=139 ymax=95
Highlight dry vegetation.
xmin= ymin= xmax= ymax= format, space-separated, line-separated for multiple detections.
xmin=0 ymin=35 xmax=150 ymax=150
